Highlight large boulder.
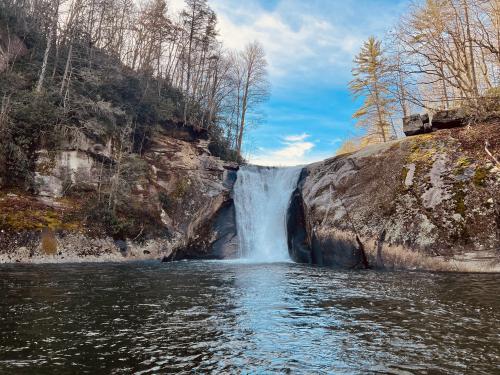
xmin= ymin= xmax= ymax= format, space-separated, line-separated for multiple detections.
xmin=287 ymin=165 xmax=370 ymax=269
xmin=289 ymin=122 xmax=500 ymax=271
xmin=144 ymin=130 xmax=239 ymax=260
xmin=431 ymin=108 xmax=468 ymax=129
xmin=404 ymin=109 xmax=467 ymax=136
xmin=403 ymin=114 xmax=428 ymax=136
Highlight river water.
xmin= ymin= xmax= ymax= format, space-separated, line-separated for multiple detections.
xmin=0 ymin=261 xmax=498 ymax=374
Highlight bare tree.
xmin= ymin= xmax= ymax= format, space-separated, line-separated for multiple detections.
xmin=35 ymin=0 xmax=60 ymax=93
xmin=230 ymin=42 xmax=269 ymax=158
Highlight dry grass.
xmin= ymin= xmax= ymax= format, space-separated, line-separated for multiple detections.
xmin=0 ymin=192 xmax=80 ymax=231
xmin=41 ymin=228 xmax=57 ymax=255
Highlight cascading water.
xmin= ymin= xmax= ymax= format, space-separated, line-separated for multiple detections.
xmin=233 ymin=166 xmax=302 ymax=262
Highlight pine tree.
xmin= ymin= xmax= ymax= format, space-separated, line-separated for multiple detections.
xmin=349 ymin=37 xmax=394 ymax=143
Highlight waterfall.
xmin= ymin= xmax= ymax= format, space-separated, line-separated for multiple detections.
xmin=233 ymin=165 xmax=302 ymax=262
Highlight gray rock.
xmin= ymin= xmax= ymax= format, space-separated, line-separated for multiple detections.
xmin=209 ymin=199 xmax=239 ymax=259
xmin=431 ymin=108 xmax=467 ymax=130
xmin=404 ymin=109 xmax=467 ymax=136
xmin=287 ymin=185 xmax=312 ymax=264
xmin=286 ymin=169 xmax=368 ymax=269
xmin=403 ymin=114 xmax=427 ymax=136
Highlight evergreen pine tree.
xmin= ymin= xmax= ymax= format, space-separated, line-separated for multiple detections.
xmin=349 ymin=37 xmax=394 ymax=142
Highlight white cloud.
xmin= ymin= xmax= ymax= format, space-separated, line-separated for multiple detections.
xmin=213 ymin=9 xmax=360 ymax=83
xmin=283 ymin=133 xmax=309 ymax=142
xmin=330 ymin=137 xmax=343 ymax=145
xmin=164 ymin=0 xmax=409 ymax=164
xmin=208 ymin=0 xmax=407 ymax=87
xmin=249 ymin=133 xmax=322 ymax=166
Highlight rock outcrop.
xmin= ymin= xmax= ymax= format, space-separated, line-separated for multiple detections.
xmin=403 ymin=109 xmax=467 ymax=136
xmin=289 ymin=121 xmax=500 ymax=271
xmin=0 ymin=125 xmax=239 ymax=263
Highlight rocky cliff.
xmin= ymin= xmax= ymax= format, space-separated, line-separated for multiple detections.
xmin=0 ymin=126 xmax=239 ymax=263
xmin=0 ymin=15 xmax=240 ymax=263
xmin=288 ymin=121 xmax=500 ymax=272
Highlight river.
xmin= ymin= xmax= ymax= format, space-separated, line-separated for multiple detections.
xmin=0 ymin=261 xmax=498 ymax=374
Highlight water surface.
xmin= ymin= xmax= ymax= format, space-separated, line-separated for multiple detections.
xmin=0 ymin=261 xmax=499 ymax=374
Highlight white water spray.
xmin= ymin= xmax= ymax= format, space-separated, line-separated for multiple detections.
xmin=233 ymin=166 xmax=302 ymax=262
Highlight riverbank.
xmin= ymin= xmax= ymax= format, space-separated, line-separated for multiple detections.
xmin=3 ymin=236 xmax=498 ymax=273
xmin=0 ymin=231 xmax=172 ymax=264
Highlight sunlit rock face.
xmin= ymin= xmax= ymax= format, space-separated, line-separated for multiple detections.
xmin=142 ymin=129 xmax=239 ymax=261
xmin=288 ymin=122 xmax=500 ymax=270
xmin=4 ymin=125 xmax=239 ymax=263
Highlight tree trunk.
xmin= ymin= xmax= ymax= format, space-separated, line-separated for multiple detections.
xmin=35 ymin=1 xmax=58 ymax=93
xmin=60 ymin=42 xmax=72 ymax=95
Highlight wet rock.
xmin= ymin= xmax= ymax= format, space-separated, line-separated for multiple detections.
xmin=161 ymin=253 xmax=175 ymax=262
xmin=209 ymin=199 xmax=239 ymax=259
xmin=115 ymin=240 xmax=128 ymax=255
xmin=171 ymin=196 xmax=239 ymax=260
xmin=287 ymin=169 xmax=368 ymax=268
xmin=287 ymin=186 xmax=312 ymax=264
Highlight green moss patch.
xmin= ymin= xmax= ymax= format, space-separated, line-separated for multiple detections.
xmin=452 ymin=185 xmax=466 ymax=216
xmin=473 ymin=167 xmax=489 ymax=187
xmin=0 ymin=195 xmax=81 ymax=231
xmin=172 ymin=178 xmax=191 ymax=199
xmin=401 ymin=166 xmax=409 ymax=185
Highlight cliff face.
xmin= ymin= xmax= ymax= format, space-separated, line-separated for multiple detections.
xmin=288 ymin=121 xmax=500 ymax=272
xmin=0 ymin=126 xmax=239 ymax=263
xmin=0 ymin=18 xmax=240 ymax=263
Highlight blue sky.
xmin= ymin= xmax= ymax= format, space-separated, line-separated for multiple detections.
xmin=173 ymin=0 xmax=412 ymax=165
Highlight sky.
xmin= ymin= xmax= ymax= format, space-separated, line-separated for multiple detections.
xmin=172 ymin=0 xmax=412 ymax=166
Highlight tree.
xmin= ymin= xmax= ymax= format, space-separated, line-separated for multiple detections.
xmin=1 ymin=0 xmax=270 ymax=163
xmin=230 ymin=42 xmax=269 ymax=158
xmin=349 ymin=37 xmax=394 ymax=143
xmin=395 ymin=0 xmax=499 ymax=112
xmin=35 ymin=0 xmax=60 ymax=93
xmin=180 ymin=0 xmax=212 ymax=125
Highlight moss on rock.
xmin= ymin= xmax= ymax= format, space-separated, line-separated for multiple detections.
xmin=473 ymin=166 xmax=488 ymax=187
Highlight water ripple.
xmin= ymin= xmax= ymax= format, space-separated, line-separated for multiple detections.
xmin=0 ymin=261 xmax=499 ymax=374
